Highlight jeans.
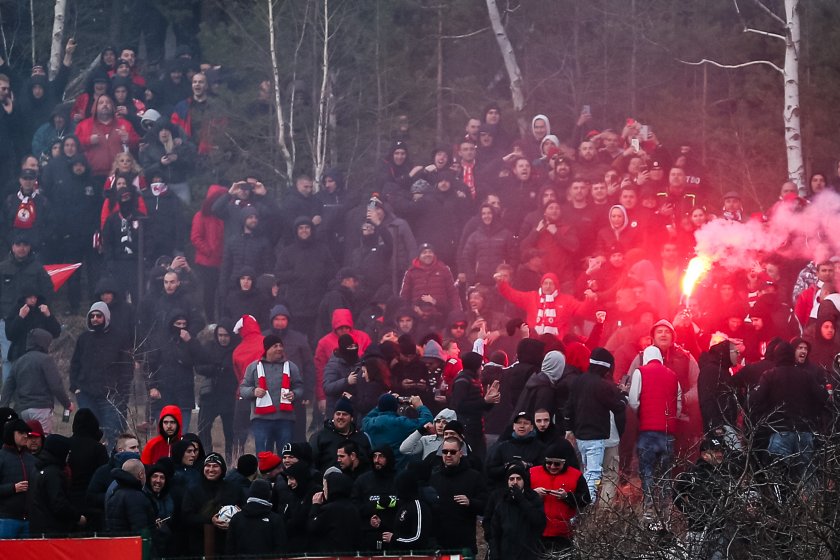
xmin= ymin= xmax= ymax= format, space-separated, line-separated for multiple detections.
xmin=0 ymin=517 xmax=29 ymax=538
xmin=637 ymin=431 xmax=675 ymax=507
xmin=76 ymin=391 xmax=123 ymax=446
xmin=577 ymin=439 xmax=606 ymax=503
xmin=768 ymin=431 xmax=814 ymax=484
xmin=0 ymin=320 xmax=11 ymax=382
xmin=251 ymin=418 xmax=294 ymax=455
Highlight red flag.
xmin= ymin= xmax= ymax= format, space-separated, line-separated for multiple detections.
xmin=44 ymin=263 xmax=82 ymax=292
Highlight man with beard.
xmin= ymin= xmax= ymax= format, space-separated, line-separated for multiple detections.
xmin=335 ymin=440 xmax=369 ymax=481
xmin=75 ymin=94 xmax=139 ymax=181
xmin=144 ymin=460 xmax=177 ymax=557
xmin=352 ymin=446 xmax=398 ymax=552
xmin=310 ymin=397 xmax=372 ymax=473
xmin=264 ymin=305 xmax=315 ymax=441
xmin=196 ymin=322 xmax=238 ymax=460
xmin=69 ymin=302 xmax=128 ymax=444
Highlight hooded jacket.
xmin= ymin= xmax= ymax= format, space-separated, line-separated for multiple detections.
xmin=140 ymin=405 xmax=183 ymax=465
xmin=274 ymin=217 xmax=336 ymax=318
xmin=104 ymin=467 xmax=155 ymax=534
xmin=30 ymin=434 xmax=82 ymax=535
xmin=4 ymin=293 xmax=61 ymax=362
xmin=314 ymin=309 xmax=372 ymax=402
xmin=512 ymin=351 xmax=566 ymax=426
xmin=69 ymin=302 xmax=128 ymax=397
xmin=225 ymin=479 xmax=286 ymax=556
xmin=567 ymin=361 xmax=627 ymax=441
xmin=147 ymin=310 xmax=203 ymax=410
xmin=308 ymin=472 xmax=361 ymax=553
xmin=351 ymin=445 xmax=398 ymax=547
xmin=0 ymin=249 xmax=53 ymax=316
xmin=232 ymin=314 xmax=265 ymax=388
xmin=629 ymin=346 xmax=683 ymax=434
xmin=697 ymin=340 xmax=739 ymax=431
xmin=0 ymin=421 xmax=36 ymax=519
xmin=190 ymin=184 xmax=227 ymax=268
xmin=459 ymin=206 xmax=516 ymax=285
xmin=0 ymin=328 xmax=70 ymax=411
xmin=498 ymin=275 xmax=594 ymax=339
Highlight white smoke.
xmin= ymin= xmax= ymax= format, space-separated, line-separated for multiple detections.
xmin=694 ymin=190 xmax=840 ymax=269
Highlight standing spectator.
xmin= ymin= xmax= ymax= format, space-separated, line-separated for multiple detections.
xmin=138 ymin=121 xmax=196 ymax=203
xmin=0 ymin=328 xmax=71 ymax=434
xmin=488 ymin=462 xmax=547 ymax=560
xmin=322 ymin=334 xmax=360 ymax=415
xmin=458 ymin=204 xmax=516 ymax=286
xmin=0 ymin=232 xmax=53 ymax=381
xmin=100 ymin=182 xmax=142 ymax=298
xmin=226 ymin=478 xmax=287 ymax=556
xmin=362 ymin=394 xmax=433 ymax=469
xmin=75 ymin=95 xmax=140 ymax=181
xmin=239 ymin=335 xmax=304 ymax=454
xmin=140 ymin=406 xmax=183 ymax=466
xmin=190 ymin=184 xmax=227 ymax=321
xmin=628 ymin=345 xmax=683 ymax=518
xmin=69 ymin=303 xmax=129 ymax=444
xmin=399 ymin=244 xmax=462 ymax=318
xmin=309 ymin=398 xmax=372 ymax=474
xmin=566 ymin=348 xmax=626 ymax=504
xmin=143 ymin=460 xmax=177 ymax=557
xmin=697 ymin=338 xmax=742 ymax=448
xmin=399 ymin=408 xmax=457 ymax=460
xmin=307 ymin=471 xmax=361 ymax=553
xmin=428 ymin=437 xmax=487 ymax=555
xmin=382 ymin=467 xmax=434 ymax=550
xmin=171 ymin=73 xmax=226 ymax=157
xmin=67 ymin=409 xmax=109 ymax=513
xmin=5 ymin=168 xmax=51 ymax=250
xmin=485 ymin=412 xmax=546 ymax=487
xmin=529 ymin=440 xmax=590 ymax=553
xmin=0 ymin=418 xmax=36 ymax=537
xmin=84 ymin=433 xmax=140 ymax=531
xmin=352 ymin=446 xmax=398 ymax=551
xmin=218 ymin=208 xmax=273 ymax=303
xmin=181 ymin=453 xmax=244 ymax=557
xmin=196 ymin=322 xmax=238 ymax=461
xmin=104 ymin=458 xmax=155 ymax=535
xmin=450 ymin=351 xmax=500 ymax=460
xmin=30 ymin=434 xmax=87 ymax=535
xmin=263 ymin=305 xmax=315 ymax=442
xmin=513 ymin=350 xmax=566 ymax=422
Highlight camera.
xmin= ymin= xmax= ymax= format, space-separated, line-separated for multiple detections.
xmin=397 ymin=396 xmax=412 ymax=404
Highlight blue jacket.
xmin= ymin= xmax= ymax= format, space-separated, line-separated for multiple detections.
xmin=362 ymin=406 xmax=433 ymax=469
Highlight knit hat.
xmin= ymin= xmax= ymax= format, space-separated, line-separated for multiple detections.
xmin=204 ymin=452 xmax=227 ymax=477
xmin=248 ymin=478 xmax=273 ymax=504
xmin=589 ymin=347 xmax=615 ymax=375
xmin=378 ymin=393 xmax=399 ymax=412
xmin=236 ymin=454 xmax=258 ymax=478
xmin=461 ymin=351 xmax=483 ymax=372
xmin=418 ymin=243 xmax=435 ymax=255
xmin=258 ymin=452 xmax=282 ymax=473
xmin=334 ymin=396 xmax=355 ymax=416
xmin=434 ymin=408 xmax=457 ymax=422
xmin=505 ymin=461 xmax=528 ymax=480
xmin=263 ymin=334 xmax=284 ymax=354
xmin=443 ymin=419 xmax=466 ymax=439
xmin=281 ymin=442 xmax=312 ymax=464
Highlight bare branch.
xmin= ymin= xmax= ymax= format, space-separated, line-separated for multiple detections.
xmin=744 ymin=27 xmax=785 ymax=40
xmin=679 ymin=57 xmax=783 ymax=75
xmin=442 ymin=26 xmax=489 ymax=40
xmin=749 ymin=0 xmax=786 ymax=26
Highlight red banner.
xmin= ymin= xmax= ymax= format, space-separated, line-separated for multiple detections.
xmin=0 ymin=536 xmax=142 ymax=560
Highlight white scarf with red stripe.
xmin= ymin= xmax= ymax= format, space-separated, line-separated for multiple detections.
xmin=255 ymin=361 xmax=293 ymax=414
xmin=535 ymin=288 xmax=559 ymax=335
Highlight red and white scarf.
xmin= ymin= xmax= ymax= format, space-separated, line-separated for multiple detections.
xmin=255 ymin=361 xmax=293 ymax=414
xmin=535 ymin=288 xmax=559 ymax=335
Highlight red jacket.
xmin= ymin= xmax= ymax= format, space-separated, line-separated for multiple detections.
xmin=794 ymin=284 xmax=818 ymax=327
xmin=638 ymin=361 xmax=681 ymax=434
xmin=529 ymin=465 xmax=585 ymax=538
xmin=75 ymin=116 xmax=140 ymax=176
xmin=140 ymin=405 xmax=183 ymax=465
xmin=497 ymin=278 xmax=594 ymax=338
xmin=190 ymin=185 xmax=227 ymax=268
xmin=314 ymin=309 xmax=371 ymax=401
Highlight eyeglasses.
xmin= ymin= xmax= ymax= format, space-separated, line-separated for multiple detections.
xmin=544 ymin=460 xmax=566 ymax=467
xmin=441 ymin=449 xmax=459 ymax=455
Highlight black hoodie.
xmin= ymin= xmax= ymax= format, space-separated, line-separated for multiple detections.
xmin=4 ymin=294 xmax=61 ymax=362
xmin=351 ymin=445 xmax=397 ymax=550
xmin=308 ymin=472 xmax=361 ymax=553
xmin=30 ymin=434 xmax=81 ymax=535
xmin=225 ymin=479 xmax=286 ymax=556
xmin=697 ymin=339 xmax=739 ymax=431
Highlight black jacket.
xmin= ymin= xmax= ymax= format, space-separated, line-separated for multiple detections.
xmin=29 ymin=439 xmax=81 ymax=535
xmin=485 ymin=434 xmax=545 ymax=486
xmin=489 ymin=486 xmax=547 ymax=560
xmin=429 ymin=460 xmax=487 ymax=553
xmin=698 ymin=340 xmax=739 ymax=431
xmin=309 ymin=420 xmax=372 ymax=473
xmin=450 ymin=368 xmax=494 ymax=453
xmin=4 ymin=294 xmax=61 ymax=362
xmin=105 ymin=468 xmax=155 ymax=534
xmin=85 ymin=450 xmax=140 ymax=531
xmin=0 ymin=437 xmax=36 ymax=520
xmin=307 ymin=472 xmax=360 ymax=554
xmin=147 ymin=319 xmax=204 ymax=410
xmin=567 ymin=370 xmax=627 ymax=441
xmin=219 ymin=231 xmax=273 ymax=290
xmin=70 ymin=327 xmax=130 ymax=397
xmin=491 ymin=339 xmax=545 ymax=434
xmin=0 ymin=251 xmax=53 ymax=316
xmin=68 ymin=409 xmax=109 ymax=509
xmin=274 ymin=235 xmax=336 ymax=320
xmin=225 ymin=495 xmax=287 ymax=556
xmin=181 ymin=477 xmax=244 ymax=556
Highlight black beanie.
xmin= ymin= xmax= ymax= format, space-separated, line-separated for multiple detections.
xmin=398 ymin=334 xmax=416 ymax=356
xmin=334 ymin=396 xmax=355 ymax=416
xmin=588 ymin=347 xmax=615 ymax=376
xmin=249 ymin=478 xmax=273 ymax=503
xmin=204 ymin=452 xmax=227 ymax=477
xmin=236 ymin=454 xmax=259 ymax=478
xmin=263 ymin=334 xmax=284 ymax=354
xmin=462 ymin=351 xmax=483 ymax=372
xmin=378 ymin=393 xmax=399 ymax=412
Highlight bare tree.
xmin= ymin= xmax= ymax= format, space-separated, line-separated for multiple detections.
xmin=485 ymin=0 xmax=526 ymax=135
xmin=267 ymin=0 xmax=295 ymax=184
xmin=312 ymin=0 xmax=332 ymax=191
xmin=48 ymin=0 xmax=66 ymax=79
xmin=681 ymin=0 xmax=804 ymax=193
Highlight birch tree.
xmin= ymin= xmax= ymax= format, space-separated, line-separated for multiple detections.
xmin=682 ymin=0 xmax=804 ymax=192
xmin=312 ymin=0 xmax=332 ymax=191
xmin=485 ymin=0 xmax=526 ymax=136
xmin=267 ymin=0 xmax=295 ymax=184
xmin=48 ymin=0 xmax=66 ymax=79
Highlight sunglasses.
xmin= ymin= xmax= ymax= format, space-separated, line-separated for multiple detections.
xmin=441 ymin=449 xmax=459 ymax=456
xmin=544 ymin=460 xmax=566 ymax=467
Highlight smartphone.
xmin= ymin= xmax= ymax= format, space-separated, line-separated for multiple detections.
xmin=582 ymin=105 xmax=591 ymax=115
xmin=631 ymin=138 xmax=640 ymax=153
xmin=639 ymin=125 xmax=649 ymax=140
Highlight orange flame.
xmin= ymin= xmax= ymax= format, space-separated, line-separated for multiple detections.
xmin=682 ymin=255 xmax=712 ymax=299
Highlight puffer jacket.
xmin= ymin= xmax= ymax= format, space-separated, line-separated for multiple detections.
xmin=459 ymin=218 xmax=516 ymax=285
xmin=0 ymin=251 xmax=54 ymax=316
xmin=104 ymin=468 xmax=155 ymax=534
xmin=399 ymin=256 xmax=461 ymax=314
xmin=0 ymin=423 xmax=36 ymax=519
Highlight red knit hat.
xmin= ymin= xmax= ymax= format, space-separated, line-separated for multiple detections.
xmin=258 ymin=451 xmax=282 ymax=473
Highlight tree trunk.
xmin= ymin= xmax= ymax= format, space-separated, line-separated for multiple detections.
xmin=48 ymin=0 xmax=66 ymax=80
xmin=313 ymin=0 xmax=330 ymax=191
xmin=267 ymin=0 xmax=295 ymax=185
xmin=29 ymin=0 xmax=35 ymax=66
xmin=485 ymin=0 xmax=526 ymax=135
xmin=783 ymin=0 xmax=804 ymax=193
xmin=435 ymin=5 xmax=443 ymax=145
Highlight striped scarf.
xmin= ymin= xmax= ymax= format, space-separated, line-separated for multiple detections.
xmin=535 ymin=288 xmax=559 ymax=335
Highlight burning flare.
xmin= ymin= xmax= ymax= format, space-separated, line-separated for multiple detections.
xmin=682 ymin=255 xmax=712 ymax=299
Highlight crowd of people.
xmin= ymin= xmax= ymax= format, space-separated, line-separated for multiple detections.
xmin=0 ymin=32 xmax=838 ymax=559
